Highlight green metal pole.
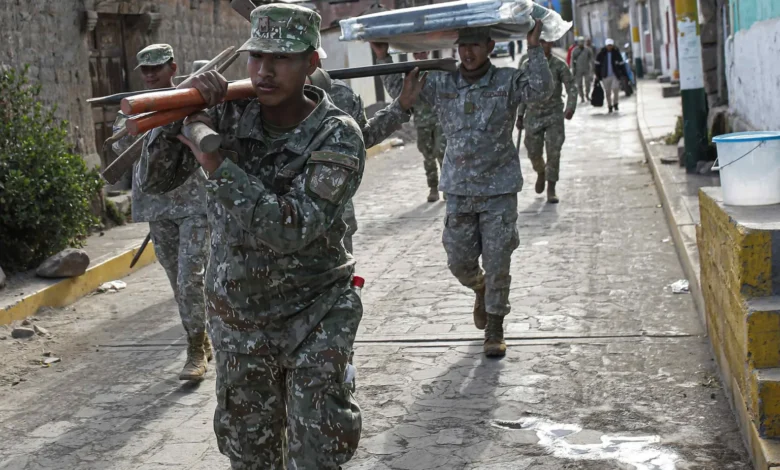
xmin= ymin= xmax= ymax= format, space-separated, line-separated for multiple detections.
xmin=676 ymin=0 xmax=708 ymax=173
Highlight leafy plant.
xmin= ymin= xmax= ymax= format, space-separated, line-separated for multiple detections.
xmin=0 ymin=66 xmax=103 ymax=273
xmin=664 ymin=115 xmax=684 ymax=145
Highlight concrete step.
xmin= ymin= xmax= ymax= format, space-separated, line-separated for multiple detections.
xmin=751 ymin=367 xmax=780 ymax=438
xmin=662 ymin=84 xmax=681 ymax=98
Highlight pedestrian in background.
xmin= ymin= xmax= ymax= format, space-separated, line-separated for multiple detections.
xmin=594 ymin=38 xmax=626 ymax=113
xmin=112 ymin=45 xmax=211 ymax=382
xmin=517 ymin=39 xmax=577 ymax=204
xmin=571 ymin=36 xmax=594 ymax=103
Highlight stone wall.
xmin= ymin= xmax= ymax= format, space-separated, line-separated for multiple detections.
xmin=0 ymin=0 xmax=251 ymax=168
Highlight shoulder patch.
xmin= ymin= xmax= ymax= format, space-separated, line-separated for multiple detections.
xmin=482 ymin=91 xmax=509 ymax=98
xmin=309 ymin=151 xmax=360 ymax=171
xmin=439 ymin=92 xmax=458 ymax=99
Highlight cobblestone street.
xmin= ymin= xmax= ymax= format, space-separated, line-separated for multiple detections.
xmin=0 ymin=95 xmax=750 ymax=469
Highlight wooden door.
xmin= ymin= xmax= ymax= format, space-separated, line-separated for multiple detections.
xmin=89 ymin=14 xmax=129 ymax=171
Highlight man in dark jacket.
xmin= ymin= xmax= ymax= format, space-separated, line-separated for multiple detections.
xmin=594 ymin=38 xmax=626 ymax=113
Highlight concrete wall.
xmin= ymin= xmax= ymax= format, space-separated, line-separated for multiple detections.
xmin=730 ymin=0 xmax=780 ymax=32
xmin=724 ymin=15 xmax=780 ymax=130
xmin=698 ymin=187 xmax=780 ymax=467
xmin=658 ymin=0 xmax=678 ymax=78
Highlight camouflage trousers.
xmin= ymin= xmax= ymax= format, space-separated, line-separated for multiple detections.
xmin=575 ymin=70 xmax=592 ymax=100
xmin=525 ymin=118 xmax=566 ymax=182
xmin=416 ymin=125 xmax=446 ymax=189
xmin=214 ymin=288 xmax=363 ymax=469
xmin=443 ymin=194 xmax=519 ymax=316
xmin=148 ymin=215 xmax=208 ymax=337
xmin=343 ymin=200 xmax=357 ymax=254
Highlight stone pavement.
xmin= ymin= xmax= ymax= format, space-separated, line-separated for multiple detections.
xmin=0 ymin=90 xmax=749 ymax=469
xmin=636 ymin=79 xmax=721 ymax=322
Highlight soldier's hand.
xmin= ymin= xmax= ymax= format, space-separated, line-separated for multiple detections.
xmin=177 ymin=130 xmax=224 ymax=175
xmin=178 ymin=70 xmax=228 ymax=108
xmin=399 ymin=67 xmax=427 ymax=111
xmin=527 ymin=19 xmax=543 ymax=48
xmin=565 ymin=109 xmax=574 ymax=120
xmin=516 ymin=116 xmax=524 ymax=130
xmin=370 ymin=42 xmax=390 ymax=60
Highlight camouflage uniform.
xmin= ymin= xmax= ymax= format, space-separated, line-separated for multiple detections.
xmin=518 ymin=54 xmax=577 ymax=183
xmin=111 ymin=45 xmax=209 ymax=341
xmin=309 ymin=68 xmax=411 ymax=253
xmin=413 ymin=100 xmax=447 ymax=190
xmin=571 ymin=45 xmax=594 ymax=101
xmin=139 ymin=6 xmax=364 ymax=468
xmin=381 ymin=34 xmax=552 ymax=317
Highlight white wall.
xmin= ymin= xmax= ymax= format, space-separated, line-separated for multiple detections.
xmin=320 ymin=28 xmax=378 ymax=106
xmin=725 ymin=16 xmax=780 ymax=130
xmin=659 ymin=0 xmax=678 ymax=78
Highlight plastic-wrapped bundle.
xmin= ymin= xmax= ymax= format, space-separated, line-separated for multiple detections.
xmin=339 ymin=0 xmax=572 ymax=53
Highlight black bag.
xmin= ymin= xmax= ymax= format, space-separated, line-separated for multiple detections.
xmin=591 ymin=80 xmax=604 ymax=107
xmin=622 ymin=76 xmax=634 ymax=97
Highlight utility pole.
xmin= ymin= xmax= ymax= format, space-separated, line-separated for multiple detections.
xmin=676 ymin=0 xmax=708 ymax=173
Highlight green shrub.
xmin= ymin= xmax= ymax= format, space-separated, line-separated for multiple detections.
xmin=0 ymin=66 xmax=103 ymax=273
xmin=664 ymin=116 xmax=684 ymax=145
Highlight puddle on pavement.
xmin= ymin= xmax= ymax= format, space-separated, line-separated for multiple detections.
xmin=492 ymin=417 xmax=679 ymax=470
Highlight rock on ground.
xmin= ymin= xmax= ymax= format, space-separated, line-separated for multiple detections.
xmin=36 ymin=249 xmax=90 ymax=278
xmin=11 ymin=327 xmax=35 ymax=339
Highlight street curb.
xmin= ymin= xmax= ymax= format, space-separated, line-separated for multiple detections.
xmin=635 ymin=84 xmax=707 ymax=327
xmin=0 ymin=243 xmax=157 ymax=326
xmin=367 ymin=139 xmax=395 ymax=159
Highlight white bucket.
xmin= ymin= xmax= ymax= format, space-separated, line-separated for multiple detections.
xmin=712 ymin=131 xmax=780 ymax=206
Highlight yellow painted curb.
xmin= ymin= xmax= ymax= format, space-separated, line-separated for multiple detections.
xmin=0 ymin=243 xmax=157 ymax=326
xmin=367 ymin=140 xmax=395 ymax=159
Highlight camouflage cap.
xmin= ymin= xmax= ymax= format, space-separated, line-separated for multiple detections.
xmin=456 ymin=27 xmax=492 ymax=44
xmin=135 ymin=44 xmax=174 ymax=69
xmin=238 ymin=4 xmax=321 ymax=54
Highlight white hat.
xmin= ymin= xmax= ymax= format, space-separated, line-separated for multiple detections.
xmin=316 ymin=47 xmax=327 ymax=59
xmin=605 ymin=38 xmax=615 ymax=46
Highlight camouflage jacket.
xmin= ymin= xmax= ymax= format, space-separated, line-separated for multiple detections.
xmin=380 ymin=46 xmax=553 ymax=196
xmin=138 ymin=86 xmax=366 ymax=356
xmin=518 ymin=54 xmax=577 ymax=130
xmin=571 ymin=45 xmax=594 ymax=75
xmin=112 ymin=113 xmax=207 ymax=222
xmin=310 ymin=68 xmax=410 ymax=147
xmin=412 ymin=99 xmax=438 ymax=130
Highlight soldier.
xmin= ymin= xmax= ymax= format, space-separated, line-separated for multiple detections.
xmin=410 ymin=50 xmax=448 ymax=203
xmin=111 ymin=44 xmax=211 ymax=382
xmin=517 ymin=39 xmax=577 ymax=204
xmin=139 ymin=5 xmax=425 ymax=468
xmin=571 ymin=36 xmax=594 ymax=103
xmin=373 ymin=22 xmax=552 ymax=357
xmin=307 ymin=48 xmax=422 ymax=251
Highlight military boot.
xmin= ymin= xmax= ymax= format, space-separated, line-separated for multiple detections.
xmin=203 ymin=333 xmax=214 ymax=362
xmin=484 ymin=314 xmax=507 ymax=357
xmin=473 ymin=286 xmax=487 ymax=330
xmin=179 ymin=332 xmax=208 ymax=381
xmin=427 ymin=187 xmax=440 ymax=202
xmin=547 ymin=181 xmax=559 ymax=204
xmin=535 ymin=171 xmax=546 ymax=194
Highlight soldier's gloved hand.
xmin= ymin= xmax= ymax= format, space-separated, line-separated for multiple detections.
xmin=565 ymin=109 xmax=574 ymax=120
xmin=178 ymin=70 xmax=228 ymax=108
xmin=399 ymin=67 xmax=427 ymax=111
xmin=516 ymin=116 xmax=524 ymax=131
xmin=370 ymin=42 xmax=390 ymax=60
xmin=527 ymin=19 xmax=543 ymax=49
